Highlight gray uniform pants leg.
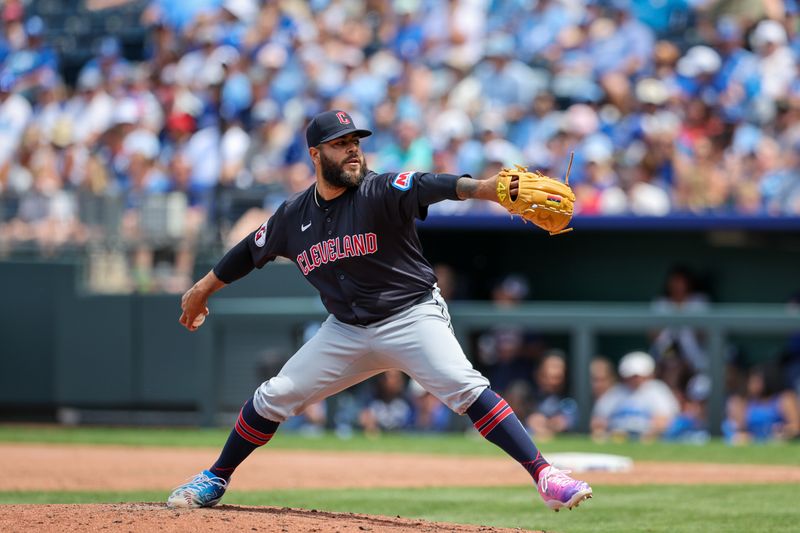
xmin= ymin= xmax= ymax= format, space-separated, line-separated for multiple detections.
xmin=253 ymin=289 xmax=489 ymax=422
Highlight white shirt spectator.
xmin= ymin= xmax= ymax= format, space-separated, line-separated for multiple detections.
xmin=757 ymin=46 xmax=796 ymax=101
xmin=750 ymin=20 xmax=797 ymax=101
xmin=185 ymin=126 xmax=221 ymax=190
xmin=0 ymin=93 xmax=32 ymax=167
xmin=221 ymin=124 xmax=251 ymax=187
xmin=221 ymin=125 xmax=250 ymax=167
xmin=592 ymin=379 xmax=680 ymax=436
xmin=70 ymin=90 xmax=115 ymax=144
xmin=629 ymin=182 xmax=671 ymax=216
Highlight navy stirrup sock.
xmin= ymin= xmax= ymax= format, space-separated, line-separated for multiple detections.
xmin=209 ymin=398 xmax=280 ymax=480
xmin=466 ymin=388 xmax=550 ymax=483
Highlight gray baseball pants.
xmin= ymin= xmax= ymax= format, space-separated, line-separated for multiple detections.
xmin=252 ymin=287 xmax=489 ymax=422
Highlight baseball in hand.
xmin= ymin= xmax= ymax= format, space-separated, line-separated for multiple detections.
xmin=192 ymin=314 xmax=207 ymax=328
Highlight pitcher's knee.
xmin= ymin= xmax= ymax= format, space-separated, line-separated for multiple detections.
xmin=252 ymin=376 xmax=303 ymax=422
xmin=440 ymin=384 xmax=487 ymax=415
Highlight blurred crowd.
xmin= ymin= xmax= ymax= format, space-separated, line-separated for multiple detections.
xmin=440 ymin=265 xmax=798 ymax=443
xmin=2 ymin=0 xmax=800 ymax=290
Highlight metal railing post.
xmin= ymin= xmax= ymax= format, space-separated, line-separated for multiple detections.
xmin=707 ymin=327 xmax=726 ymax=436
xmin=571 ymin=325 xmax=594 ymax=433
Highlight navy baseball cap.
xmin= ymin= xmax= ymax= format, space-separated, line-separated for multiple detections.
xmin=306 ymin=110 xmax=372 ymax=148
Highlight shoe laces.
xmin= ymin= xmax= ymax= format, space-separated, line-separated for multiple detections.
xmin=181 ymin=472 xmax=228 ymax=494
xmin=541 ymin=467 xmax=575 ymax=493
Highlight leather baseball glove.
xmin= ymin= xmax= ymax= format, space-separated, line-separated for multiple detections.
xmin=496 ymin=161 xmax=576 ymax=236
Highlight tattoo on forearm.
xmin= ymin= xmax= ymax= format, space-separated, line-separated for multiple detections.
xmin=456 ymin=177 xmax=481 ymax=200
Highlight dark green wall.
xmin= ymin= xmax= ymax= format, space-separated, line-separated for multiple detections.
xmin=54 ymin=294 xmax=135 ymax=405
xmin=0 ymin=262 xmax=73 ymax=405
xmin=0 ymin=260 xmax=309 ymax=414
xmin=417 ymin=228 xmax=800 ymax=303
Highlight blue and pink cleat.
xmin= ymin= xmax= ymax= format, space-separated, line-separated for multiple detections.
xmin=536 ymin=465 xmax=593 ymax=511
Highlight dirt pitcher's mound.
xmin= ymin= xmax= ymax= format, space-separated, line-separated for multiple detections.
xmin=0 ymin=503 xmax=539 ymax=533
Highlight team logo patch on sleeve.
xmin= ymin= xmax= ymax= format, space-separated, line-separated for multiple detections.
xmin=391 ymin=171 xmax=415 ymax=191
xmin=254 ymin=221 xmax=268 ymax=247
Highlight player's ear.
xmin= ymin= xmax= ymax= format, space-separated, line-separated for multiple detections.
xmin=309 ymin=146 xmax=320 ymax=165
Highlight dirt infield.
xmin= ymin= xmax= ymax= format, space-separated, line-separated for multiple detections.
xmin=2 ymin=443 xmax=799 ymax=532
xmin=0 ymin=503 xmax=537 ymax=533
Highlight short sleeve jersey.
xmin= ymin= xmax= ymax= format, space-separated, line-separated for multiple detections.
xmin=244 ymin=170 xmax=461 ymax=325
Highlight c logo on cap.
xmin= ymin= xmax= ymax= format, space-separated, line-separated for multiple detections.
xmin=336 ymin=111 xmax=351 ymax=125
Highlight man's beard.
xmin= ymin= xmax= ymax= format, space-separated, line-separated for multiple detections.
xmin=320 ymin=151 xmax=367 ymax=188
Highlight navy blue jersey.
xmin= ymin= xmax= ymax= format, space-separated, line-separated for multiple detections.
xmin=245 ymin=171 xmax=461 ymax=325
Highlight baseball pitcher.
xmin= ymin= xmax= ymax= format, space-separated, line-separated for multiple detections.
xmin=167 ymin=110 xmax=591 ymax=512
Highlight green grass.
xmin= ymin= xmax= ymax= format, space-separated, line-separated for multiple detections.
xmin=2 ymin=485 xmax=798 ymax=533
xmin=1 ymin=425 xmax=798 ymax=465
